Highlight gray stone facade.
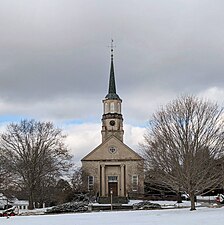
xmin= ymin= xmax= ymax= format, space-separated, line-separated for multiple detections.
xmin=82 ymin=137 xmax=144 ymax=197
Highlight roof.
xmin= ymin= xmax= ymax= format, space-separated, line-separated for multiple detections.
xmin=81 ymin=135 xmax=143 ymax=162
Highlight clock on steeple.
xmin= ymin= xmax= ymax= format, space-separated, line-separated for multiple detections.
xmin=109 ymin=120 xmax=115 ymax=126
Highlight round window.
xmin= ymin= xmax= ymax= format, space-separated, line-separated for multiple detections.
xmin=108 ymin=146 xmax=117 ymax=154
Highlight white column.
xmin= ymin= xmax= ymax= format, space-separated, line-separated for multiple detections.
xmin=101 ymin=165 xmax=105 ymax=196
xmin=120 ymin=164 xmax=125 ymax=196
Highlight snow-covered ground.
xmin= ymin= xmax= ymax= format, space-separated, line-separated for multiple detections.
xmin=0 ymin=206 xmax=224 ymax=225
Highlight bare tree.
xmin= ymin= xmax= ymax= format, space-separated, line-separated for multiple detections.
xmin=71 ymin=166 xmax=84 ymax=193
xmin=54 ymin=179 xmax=73 ymax=204
xmin=0 ymin=157 xmax=9 ymax=190
xmin=142 ymin=95 xmax=224 ymax=210
xmin=0 ymin=119 xmax=73 ymax=209
xmin=0 ymin=154 xmax=16 ymax=192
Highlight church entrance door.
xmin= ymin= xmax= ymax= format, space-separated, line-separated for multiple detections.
xmin=108 ymin=176 xmax=118 ymax=196
xmin=108 ymin=182 xmax=118 ymax=196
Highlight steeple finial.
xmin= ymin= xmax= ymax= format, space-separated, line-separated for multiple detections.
xmin=105 ymin=39 xmax=121 ymax=100
xmin=110 ymin=39 xmax=114 ymax=62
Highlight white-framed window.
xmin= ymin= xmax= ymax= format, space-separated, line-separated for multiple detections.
xmin=132 ymin=175 xmax=138 ymax=191
xmin=88 ymin=176 xmax=94 ymax=191
xmin=108 ymin=176 xmax=118 ymax=182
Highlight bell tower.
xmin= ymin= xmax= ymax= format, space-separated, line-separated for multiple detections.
xmin=101 ymin=40 xmax=124 ymax=142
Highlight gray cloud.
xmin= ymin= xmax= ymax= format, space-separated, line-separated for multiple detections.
xmin=0 ymin=0 xmax=224 ymax=125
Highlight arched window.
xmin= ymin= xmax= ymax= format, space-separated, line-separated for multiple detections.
xmin=117 ymin=103 xmax=121 ymax=113
xmin=110 ymin=102 xmax=115 ymax=113
xmin=105 ymin=103 xmax=109 ymax=113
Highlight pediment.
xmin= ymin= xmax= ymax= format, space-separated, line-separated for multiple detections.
xmin=81 ymin=136 xmax=143 ymax=161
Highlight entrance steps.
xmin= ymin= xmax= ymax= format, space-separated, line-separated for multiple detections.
xmin=98 ymin=196 xmax=129 ymax=204
xmin=89 ymin=203 xmax=133 ymax=211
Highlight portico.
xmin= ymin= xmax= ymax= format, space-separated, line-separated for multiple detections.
xmin=100 ymin=163 xmax=126 ymax=197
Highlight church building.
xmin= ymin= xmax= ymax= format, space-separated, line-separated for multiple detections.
xmin=81 ymin=43 xmax=144 ymax=202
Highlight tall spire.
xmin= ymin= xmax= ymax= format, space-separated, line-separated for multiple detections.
xmin=105 ymin=39 xmax=120 ymax=100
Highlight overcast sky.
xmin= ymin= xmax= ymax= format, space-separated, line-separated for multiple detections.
xmin=0 ymin=0 xmax=224 ymax=163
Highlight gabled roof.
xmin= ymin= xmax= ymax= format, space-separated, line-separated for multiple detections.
xmin=81 ymin=135 xmax=143 ymax=161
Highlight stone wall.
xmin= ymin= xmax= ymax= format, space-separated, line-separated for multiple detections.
xmin=82 ymin=159 xmax=144 ymax=197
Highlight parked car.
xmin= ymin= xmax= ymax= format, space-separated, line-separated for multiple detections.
xmin=0 ymin=206 xmax=18 ymax=217
xmin=216 ymin=194 xmax=224 ymax=204
xmin=181 ymin=193 xmax=190 ymax=201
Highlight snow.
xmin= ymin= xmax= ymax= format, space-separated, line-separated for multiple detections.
xmin=0 ymin=207 xmax=224 ymax=225
xmin=197 ymin=195 xmax=217 ymax=201
xmin=127 ymin=200 xmax=200 ymax=208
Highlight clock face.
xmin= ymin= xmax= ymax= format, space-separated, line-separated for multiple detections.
xmin=110 ymin=120 xmax=115 ymax=126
